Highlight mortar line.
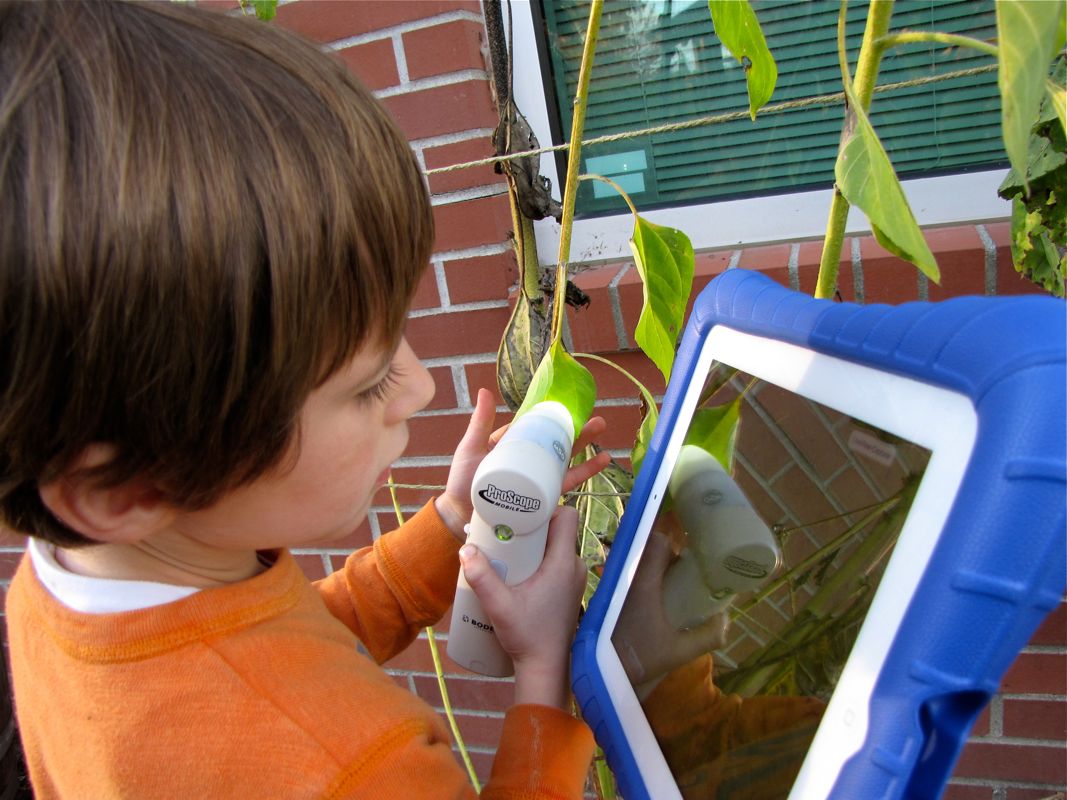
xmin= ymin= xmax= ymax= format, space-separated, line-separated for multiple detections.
xmin=976 ymin=223 xmax=998 ymax=296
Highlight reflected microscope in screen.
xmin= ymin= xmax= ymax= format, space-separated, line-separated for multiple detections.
xmin=612 ymin=361 xmax=931 ymax=799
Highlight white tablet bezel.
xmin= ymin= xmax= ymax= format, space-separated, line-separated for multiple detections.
xmin=595 ymin=324 xmax=979 ymax=799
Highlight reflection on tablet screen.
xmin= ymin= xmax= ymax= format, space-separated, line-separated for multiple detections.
xmin=611 ymin=360 xmax=931 ymax=799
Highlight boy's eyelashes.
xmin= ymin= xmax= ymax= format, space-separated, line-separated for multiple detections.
xmin=355 ymin=363 xmax=405 ymax=405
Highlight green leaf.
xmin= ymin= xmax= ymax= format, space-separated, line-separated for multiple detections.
xmin=1026 ymin=131 xmax=1067 ymax=185
xmin=684 ymin=395 xmax=742 ymax=473
xmin=835 ymin=106 xmax=939 ymax=282
xmin=514 ymin=338 xmax=597 ymax=437
xmin=708 ymin=0 xmax=777 ymax=120
xmin=496 ymin=291 xmax=550 ymax=412
xmin=629 ymin=217 xmax=695 ymax=384
xmin=995 ymin=0 xmax=1066 ymax=185
xmin=250 ymin=0 xmax=277 ymax=20
xmin=999 ymin=122 xmax=1067 ymax=201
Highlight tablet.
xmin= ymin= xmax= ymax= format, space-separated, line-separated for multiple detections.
xmin=571 ymin=269 xmax=1066 ymax=800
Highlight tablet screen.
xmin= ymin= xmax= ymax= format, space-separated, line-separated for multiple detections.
xmin=608 ymin=337 xmax=939 ymax=799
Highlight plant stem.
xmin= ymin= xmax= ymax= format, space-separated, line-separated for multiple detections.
xmin=738 ymin=376 xmax=760 ymax=401
xmin=425 ymin=626 xmax=481 ymax=791
xmin=875 ymin=31 xmax=998 ymax=59
xmin=814 ymin=0 xmax=895 ymax=299
xmin=802 ymin=474 xmax=917 ymax=618
xmin=551 ymin=0 xmax=603 ymax=343
xmin=699 ymin=365 xmax=741 ymax=407
xmin=775 ymin=494 xmax=900 ymax=536
xmin=815 ymin=195 xmax=849 ymax=300
xmin=388 ymin=476 xmax=481 ymax=791
xmin=722 ymin=477 xmax=916 ymax=697
xmin=578 ymin=174 xmax=638 ymax=217
xmin=574 ymin=352 xmax=656 ymax=408
xmin=592 ymin=747 xmax=618 ymax=798
xmin=732 ymin=493 xmax=901 ymax=619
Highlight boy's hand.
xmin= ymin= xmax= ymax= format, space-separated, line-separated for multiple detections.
xmin=434 ymin=388 xmax=611 ymax=541
xmin=614 ymin=529 xmax=728 ymax=698
xmin=458 ymin=506 xmax=586 ymax=710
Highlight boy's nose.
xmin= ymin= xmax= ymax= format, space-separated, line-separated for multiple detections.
xmin=410 ymin=356 xmax=435 ymax=415
xmin=388 ymin=337 xmax=435 ymax=422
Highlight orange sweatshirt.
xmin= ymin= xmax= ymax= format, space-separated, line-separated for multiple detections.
xmin=7 ymin=502 xmax=594 ymax=799
xmin=643 ymin=654 xmax=824 ymax=799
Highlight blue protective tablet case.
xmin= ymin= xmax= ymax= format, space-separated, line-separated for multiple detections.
xmin=571 ymin=268 xmax=1066 ymax=799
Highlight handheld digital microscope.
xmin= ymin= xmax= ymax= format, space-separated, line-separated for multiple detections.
xmin=660 ymin=444 xmax=781 ymax=629
xmin=447 ymin=401 xmax=575 ymax=677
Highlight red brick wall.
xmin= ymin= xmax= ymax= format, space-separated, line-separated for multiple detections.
xmin=0 ymin=1 xmax=1062 ymax=796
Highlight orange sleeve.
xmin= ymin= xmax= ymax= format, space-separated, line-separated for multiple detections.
xmin=314 ymin=500 xmax=462 ymax=663
xmin=482 ymin=705 xmax=596 ymax=800
xmin=321 ymin=705 xmax=593 ymax=800
xmin=642 ymin=654 xmax=825 ymax=798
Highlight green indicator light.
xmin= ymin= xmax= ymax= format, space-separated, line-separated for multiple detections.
xmin=494 ymin=525 xmax=514 ymax=542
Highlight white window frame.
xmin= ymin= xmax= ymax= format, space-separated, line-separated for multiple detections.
xmin=506 ymin=0 xmax=1010 ymax=267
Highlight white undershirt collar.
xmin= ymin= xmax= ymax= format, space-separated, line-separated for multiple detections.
xmin=28 ymin=537 xmax=201 ymax=614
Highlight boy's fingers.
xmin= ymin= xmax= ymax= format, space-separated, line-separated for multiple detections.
xmin=459 ymin=544 xmax=508 ymax=615
xmin=543 ymin=508 xmax=587 ymax=603
xmin=541 ymin=507 xmax=580 ymax=570
xmin=635 ymin=530 xmax=672 ymax=589
xmin=458 ymin=389 xmax=496 ymax=450
xmin=562 ymin=450 xmax=611 ymax=494
xmin=488 ymin=423 xmax=509 ymax=448
xmin=573 ymin=416 xmax=607 ymax=453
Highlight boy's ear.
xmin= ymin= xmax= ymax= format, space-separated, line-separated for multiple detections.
xmin=38 ymin=444 xmax=176 ymax=545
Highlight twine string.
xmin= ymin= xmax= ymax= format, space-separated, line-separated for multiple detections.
xmin=422 ymin=64 xmax=997 ymax=176
xmin=384 ymin=482 xmax=631 ymax=499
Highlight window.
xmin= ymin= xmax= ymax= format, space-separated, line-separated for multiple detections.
xmin=508 ymin=0 xmax=1010 ymax=261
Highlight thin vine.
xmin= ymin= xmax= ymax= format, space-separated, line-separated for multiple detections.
xmin=387 ymin=476 xmax=481 ymax=791
xmin=550 ymin=0 xmax=604 ymax=344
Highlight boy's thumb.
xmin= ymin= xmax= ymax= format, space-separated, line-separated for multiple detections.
xmin=459 ymin=544 xmax=506 ymax=611
xmin=678 ymin=611 xmax=730 ymax=664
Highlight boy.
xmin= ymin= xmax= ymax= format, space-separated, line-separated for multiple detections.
xmin=0 ymin=1 xmax=609 ymax=797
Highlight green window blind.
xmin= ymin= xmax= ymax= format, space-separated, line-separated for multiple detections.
xmin=540 ymin=0 xmax=1004 ymax=216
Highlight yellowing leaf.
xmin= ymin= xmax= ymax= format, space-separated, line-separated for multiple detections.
xmin=835 ymin=106 xmax=939 ymax=282
xmin=630 ymin=218 xmax=695 ymax=383
xmin=574 ymin=448 xmax=633 ymax=607
xmin=708 ymin=0 xmax=777 ymax=119
xmin=630 ymin=397 xmax=658 ymax=476
xmin=1048 ymin=79 xmax=1066 ymax=136
xmin=514 ymin=338 xmax=596 ymax=438
xmin=996 ymin=0 xmax=1066 ymax=185
xmin=496 ymin=291 xmax=550 ymax=412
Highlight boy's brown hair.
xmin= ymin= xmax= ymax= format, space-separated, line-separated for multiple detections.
xmin=0 ymin=0 xmax=434 ymax=547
